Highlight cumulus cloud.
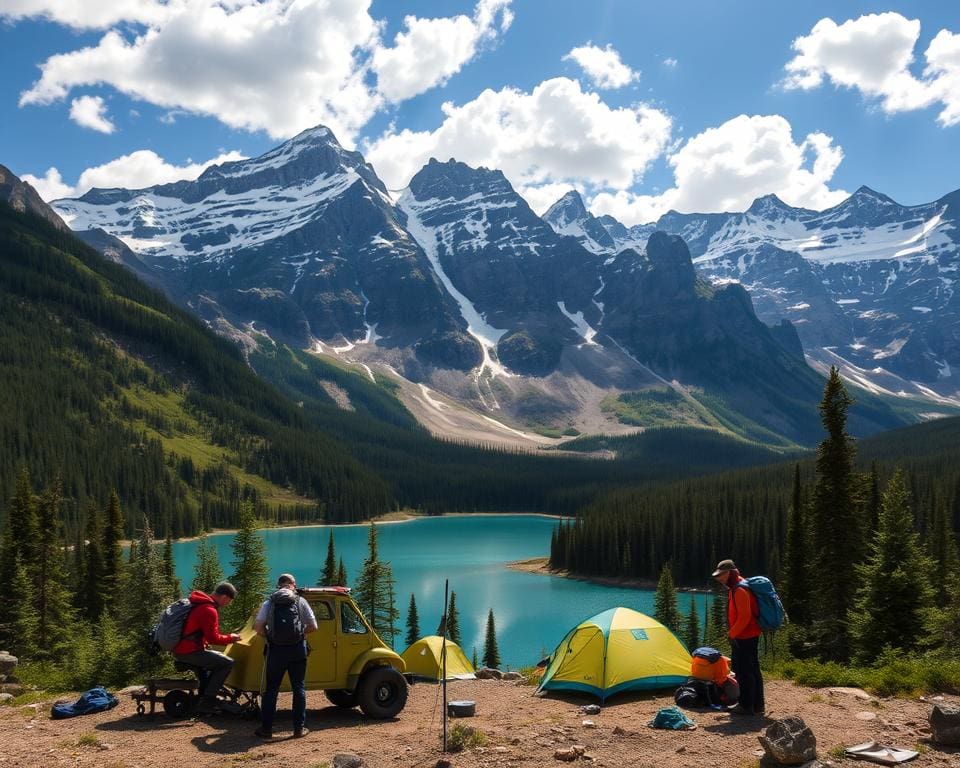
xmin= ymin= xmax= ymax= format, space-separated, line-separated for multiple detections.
xmin=22 ymin=148 xmax=247 ymax=201
xmin=372 ymin=0 xmax=513 ymax=102
xmin=563 ymin=43 xmax=638 ymax=89
xmin=783 ymin=12 xmax=960 ymax=126
xmin=364 ymin=77 xmax=672 ymax=203
xmin=590 ymin=114 xmax=849 ymax=225
xmin=15 ymin=0 xmax=513 ymax=143
xmin=0 ymin=0 xmax=169 ymax=29
xmin=69 ymin=95 xmax=116 ymax=133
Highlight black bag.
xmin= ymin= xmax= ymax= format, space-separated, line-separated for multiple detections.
xmin=266 ymin=589 xmax=305 ymax=646
xmin=674 ymin=677 xmax=723 ymax=709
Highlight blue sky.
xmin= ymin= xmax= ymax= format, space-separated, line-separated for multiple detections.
xmin=1 ymin=1 xmax=958 ymax=224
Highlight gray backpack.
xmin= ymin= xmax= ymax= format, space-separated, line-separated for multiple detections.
xmin=149 ymin=597 xmax=195 ymax=653
xmin=266 ymin=590 xmax=305 ymax=646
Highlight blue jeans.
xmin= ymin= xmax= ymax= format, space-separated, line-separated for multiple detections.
xmin=730 ymin=636 xmax=764 ymax=712
xmin=260 ymin=642 xmax=307 ymax=732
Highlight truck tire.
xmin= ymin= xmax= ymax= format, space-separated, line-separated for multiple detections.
xmin=324 ymin=688 xmax=358 ymax=709
xmin=358 ymin=666 xmax=408 ymax=719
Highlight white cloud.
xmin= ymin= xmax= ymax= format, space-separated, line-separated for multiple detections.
xmin=590 ymin=114 xmax=849 ymax=225
xmin=22 ymin=148 xmax=247 ymax=201
xmin=15 ymin=0 xmax=514 ymax=143
xmin=364 ymin=76 xmax=672 ymax=200
xmin=783 ymin=12 xmax=960 ymax=126
xmin=372 ymin=0 xmax=512 ymax=102
xmin=663 ymin=57 xmax=678 ymax=68
xmin=563 ymin=43 xmax=638 ymax=89
xmin=0 ymin=0 xmax=169 ymax=29
xmin=69 ymin=95 xmax=116 ymax=133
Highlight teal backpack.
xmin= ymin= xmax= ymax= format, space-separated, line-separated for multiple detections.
xmin=742 ymin=576 xmax=786 ymax=632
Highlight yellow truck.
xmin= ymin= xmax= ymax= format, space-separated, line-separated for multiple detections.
xmin=137 ymin=587 xmax=408 ymax=720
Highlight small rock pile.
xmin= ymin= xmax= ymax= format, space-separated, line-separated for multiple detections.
xmin=474 ymin=667 xmax=524 ymax=681
xmin=758 ymin=716 xmax=821 ymax=767
xmin=0 ymin=650 xmax=21 ymax=702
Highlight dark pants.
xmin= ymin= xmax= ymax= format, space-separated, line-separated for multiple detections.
xmin=174 ymin=650 xmax=234 ymax=699
xmin=731 ymin=636 xmax=764 ymax=712
xmin=260 ymin=642 xmax=307 ymax=733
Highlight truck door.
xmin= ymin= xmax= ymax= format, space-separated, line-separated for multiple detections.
xmin=339 ymin=600 xmax=372 ymax=656
xmin=304 ymin=598 xmax=337 ymax=684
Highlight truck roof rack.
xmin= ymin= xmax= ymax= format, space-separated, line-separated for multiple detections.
xmin=298 ymin=586 xmax=352 ymax=595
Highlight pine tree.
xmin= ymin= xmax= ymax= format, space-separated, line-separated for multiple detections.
xmin=118 ymin=516 xmax=172 ymax=673
xmin=653 ymin=563 xmax=681 ymax=634
xmin=782 ymin=463 xmax=810 ymax=628
xmin=447 ymin=591 xmax=462 ymax=645
xmin=705 ymin=588 xmax=728 ymax=651
xmin=163 ymin=530 xmax=182 ymax=598
xmin=101 ymin=490 xmax=125 ymax=609
xmin=10 ymin=555 xmax=38 ymax=657
xmin=224 ymin=502 xmax=269 ymax=629
xmin=354 ymin=523 xmax=399 ymax=643
xmin=809 ymin=367 xmax=862 ymax=661
xmin=927 ymin=504 xmax=960 ymax=604
xmin=848 ymin=470 xmax=937 ymax=662
xmin=471 ymin=646 xmax=478 ymax=669
xmin=336 ymin=557 xmax=348 ymax=588
xmin=0 ymin=469 xmax=40 ymax=648
xmin=482 ymin=608 xmax=501 ymax=669
xmin=190 ymin=534 xmax=224 ymax=594
xmin=682 ymin=595 xmax=700 ymax=651
xmin=320 ymin=530 xmax=337 ymax=586
xmin=80 ymin=503 xmax=106 ymax=620
xmin=33 ymin=477 xmax=74 ymax=661
xmin=405 ymin=593 xmax=420 ymax=648
xmin=866 ymin=461 xmax=881 ymax=534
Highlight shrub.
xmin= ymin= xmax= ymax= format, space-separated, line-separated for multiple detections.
xmin=446 ymin=723 xmax=487 ymax=753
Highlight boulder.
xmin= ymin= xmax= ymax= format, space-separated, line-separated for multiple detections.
xmin=475 ymin=667 xmax=503 ymax=680
xmin=0 ymin=683 xmax=23 ymax=697
xmin=0 ymin=652 xmax=17 ymax=677
xmin=0 ymin=693 xmax=13 ymax=705
xmin=930 ymin=703 xmax=960 ymax=745
xmin=758 ymin=716 xmax=817 ymax=765
xmin=332 ymin=755 xmax=366 ymax=768
xmin=502 ymin=671 xmax=523 ymax=681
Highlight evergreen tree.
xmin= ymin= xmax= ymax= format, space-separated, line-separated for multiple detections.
xmin=705 ymin=588 xmax=728 ymax=651
xmin=682 ymin=595 xmax=701 ymax=651
xmin=782 ymin=463 xmax=810 ymax=628
xmin=80 ymin=503 xmax=106 ymax=620
xmin=848 ymin=470 xmax=936 ymax=662
xmin=7 ymin=467 xmax=39 ymax=566
xmin=405 ymin=593 xmax=420 ymax=647
xmin=866 ymin=461 xmax=881 ymax=534
xmin=653 ymin=563 xmax=681 ymax=634
xmin=10 ymin=555 xmax=38 ymax=657
xmin=354 ymin=523 xmax=400 ymax=643
xmin=33 ymin=477 xmax=74 ymax=661
xmin=320 ymin=530 xmax=337 ymax=586
xmin=101 ymin=490 xmax=125 ymax=608
xmin=336 ymin=557 xmax=348 ymax=588
xmin=809 ymin=367 xmax=862 ymax=661
xmin=482 ymin=608 xmax=501 ymax=669
xmin=224 ymin=502 xmax=269 ymax=629
xmin=163 ymin=530 xmax=182 ymax=598
xmin=447 ymin=591 xmax=462 ymax=645
xmin=927 ymin=504 xmax=959 ymax=604
xmin=190 ymin=534 xmax=224 ymax=594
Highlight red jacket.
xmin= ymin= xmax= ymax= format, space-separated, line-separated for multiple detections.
xmin=727 ymin=578 xmax=761 ymax=640
xmin=172 ymin=591 xmax=236 ymax=655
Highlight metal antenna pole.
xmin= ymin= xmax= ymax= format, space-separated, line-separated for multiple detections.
xmin=442 ymin=578 xmax=449 ymax=753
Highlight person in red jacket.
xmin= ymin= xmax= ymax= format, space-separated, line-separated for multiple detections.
xmin=712 ymin=559 xmax=765 ymax=716
xmin=173 ymin=582 xmax=242 ymax=710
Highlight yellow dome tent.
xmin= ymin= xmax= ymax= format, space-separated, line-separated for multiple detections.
xmin=401 ymin=636 xmax=475 ymax=681
xmin=538 ymin=607 xmax=691 ymax=702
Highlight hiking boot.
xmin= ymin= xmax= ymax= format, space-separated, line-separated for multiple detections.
xmin=194 ymin=697 xmax=222 ymax=715
xmin=293 ymin=727 xmax=309 ymax=738
xmin=254 ymin=726 xmax=273 ymax=739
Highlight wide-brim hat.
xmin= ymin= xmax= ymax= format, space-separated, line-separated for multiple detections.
xmin=711 ymin=559 xmax=737 ymax=577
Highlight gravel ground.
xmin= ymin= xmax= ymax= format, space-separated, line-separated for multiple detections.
xmin=1 ymin=679 xmax=957 ymax=768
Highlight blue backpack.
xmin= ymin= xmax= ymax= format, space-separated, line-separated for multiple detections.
xmin=51 ymin=686 xmax=119 ymax=719
xmin=742 ymin=576 xmax=786 ymax=632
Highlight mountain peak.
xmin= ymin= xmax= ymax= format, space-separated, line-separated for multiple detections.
xmin=746 ymin=193 xmax=795 ymax=217
xmin=408 ymin=157 xmax=513 ymax=201
xmin=544 ymin=189 xmax=588 ymax=226
xmin=0 ymin=164 xmax=69 ymax=231
xmin=851 ymin=185 xmax=898 ymax=206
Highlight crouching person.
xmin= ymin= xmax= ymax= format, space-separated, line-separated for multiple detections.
xmin=254 ymin=574 xmax=318 ymax=739
xmin=172 ymin=581 xmax=242 ymax=712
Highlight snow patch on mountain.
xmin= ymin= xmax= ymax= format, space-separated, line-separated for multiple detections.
xmin=557 ymin=301 xmax=598 ymax=346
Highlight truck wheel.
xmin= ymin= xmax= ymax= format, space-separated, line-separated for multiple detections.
xmin=358 ymin=666 xmax=408 ymax=719
xmin=325 ymin=689 xmax=359 ymax=709
xmin=163 ymin=690 xmax=193 ymax=719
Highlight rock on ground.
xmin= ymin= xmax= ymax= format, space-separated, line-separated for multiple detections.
xmin=758 ymin=716 xmax=817 ymax=765
xmin=930 ymin=702 xmax=960 ymax=745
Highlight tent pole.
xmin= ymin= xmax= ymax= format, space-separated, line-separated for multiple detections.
xmin=442 ymin=578 xmax=449 ymax=753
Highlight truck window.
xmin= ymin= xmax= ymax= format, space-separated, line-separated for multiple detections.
xmin=312 ymin=600 xmax=333 ymax=621
xmin=340 ymin=602 xmax=368 ymax=634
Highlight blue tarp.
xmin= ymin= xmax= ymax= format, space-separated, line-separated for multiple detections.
xmin=51 ymin=686 xmax=119 ymax=719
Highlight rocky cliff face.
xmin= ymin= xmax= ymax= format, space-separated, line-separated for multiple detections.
xmin=0 ymin=164 xmax=68 ymax=231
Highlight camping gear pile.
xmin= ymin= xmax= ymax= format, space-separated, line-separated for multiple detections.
xmin=674 ymin=646 xmax=739 ymax=710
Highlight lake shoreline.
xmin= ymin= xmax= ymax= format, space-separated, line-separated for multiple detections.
xmin=507 ymin=556 xmax=714 ymax=594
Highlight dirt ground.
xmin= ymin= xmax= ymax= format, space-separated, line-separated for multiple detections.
xmin=1 ymin=679 xmax=957 ymax=768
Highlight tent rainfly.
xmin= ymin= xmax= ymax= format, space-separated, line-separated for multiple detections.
xmin=537 ymin=607 xmax=691 ymax=702
xmin=401 ymin=636 xmax=476 ymax=681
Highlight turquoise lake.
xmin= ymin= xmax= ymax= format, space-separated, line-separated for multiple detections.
xmin=172 ymin=514 xmax=708 ymax=668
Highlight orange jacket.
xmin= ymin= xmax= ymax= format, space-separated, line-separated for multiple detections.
xmin=727 ymin=581 xmax=761 ymax=640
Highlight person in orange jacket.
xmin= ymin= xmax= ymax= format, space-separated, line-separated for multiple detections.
xmin=172 ymin=581 xmax=242 ymax=711
xmin=712 ymin=559 xmax=765 ymax=716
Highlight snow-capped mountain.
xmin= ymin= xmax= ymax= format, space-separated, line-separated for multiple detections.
xmin=45 ymin=128 xmax=912 ymax=444
xmin=544 ymin=186 xmax=960 ymax=401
